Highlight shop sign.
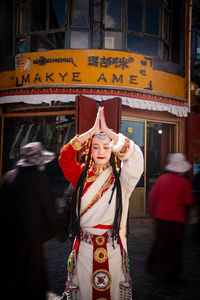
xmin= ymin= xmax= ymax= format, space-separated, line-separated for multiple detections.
xmin=15 ymin=50 xmax=153 ymax=90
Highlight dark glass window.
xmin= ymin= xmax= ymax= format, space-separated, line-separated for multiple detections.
xmin=105 ymin=0 xmax=122 ymax=29
xmin=15 ymin=1 xmax=26 ymax=35
xmin=127 ymin=34 xmax=158 ymax=56
xmin=12 ymin=0 xmax=174 ymax=60
xmin=49 ymin=0 xmax=66 ymax=29
xmin=70 ymin=31 xmax=89 ymax=49
xmin=105 ymin=31 xmax=122 ymax=49
xmin=163 ymin=43 xmax=170 ymax=60
xmin=31 ymin=0 xmax=47 ymax=32
xmin=197 ymin=33 xmax=200 ymax=60
xmin=30 ymin=32 xmax=65 ymax=52
xmin=121 ymin=120 xmax=145 ymax=188
xmin=163 ymin=9 xmax=170 ymax=42
xmin=70 ymin=0 xmax=89 ymax=28
xmin=127 ymin=0 xmax=171 ymax=58
xmin=146 ymin=4 xmax=159 ymax=36
xmin=128 ymin=0 xmax=143 ymax=32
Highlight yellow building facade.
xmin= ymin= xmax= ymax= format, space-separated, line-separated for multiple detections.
xmin=1 ymin=0 xmax=198 ymax=217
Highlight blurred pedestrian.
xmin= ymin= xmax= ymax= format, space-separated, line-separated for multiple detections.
xmin=193 ymin=166 xmax=200 ymax=237
xmin=57 ymin=183 xmax=74 ymax=244
xmin=145 ymin=153 xmax=194 ymax=286
xmin=0 ymin=142 xmax=59 ymax=300
xmin=57 ymin=154 xmax=85 ymax=245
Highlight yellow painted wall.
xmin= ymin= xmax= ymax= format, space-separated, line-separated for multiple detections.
xmin=0 ymin=49 xmax=186 ymax=99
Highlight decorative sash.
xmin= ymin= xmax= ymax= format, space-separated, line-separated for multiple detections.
xmin=91 ymin=232 xmax=111 ymax=300
xmin=65 ymin=229 xmax=133 ymax=300
xmin=80 ymin=173 xmax=114 ymax=217
xmin=80 ymin=167 xmax=114 ymax=218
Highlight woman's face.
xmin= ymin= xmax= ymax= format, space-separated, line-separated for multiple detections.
xmin=91 ymin=135 xmax=112 ymax=167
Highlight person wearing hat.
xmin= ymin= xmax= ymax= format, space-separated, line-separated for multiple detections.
xmin=0 ymin=142 xmax=58 ymax=300
xmin=145 ymin=153 xmax=195 ymax=286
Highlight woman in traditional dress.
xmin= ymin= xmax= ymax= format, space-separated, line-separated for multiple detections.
xmin=59 ymin=107 xmax=144 ymax=300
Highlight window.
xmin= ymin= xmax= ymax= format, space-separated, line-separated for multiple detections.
xmin=192 ymin=29 xmax=200 ymax=85
xmin=103 ymin=0 xmax=172 ymax=59
xmin=70 ymin=0 xmax=90 ymax=28
xmin=146 ymin=121 xmax=176 ymax=198
xmin=13 ymin=0 xmax=173 ymax=60
xmin=70 ymin=31 xmax=89 ymax=49
xmin=104 ymin=0 xmax=122 ymax=28
xmin=196 ymin=31 xmax=200 ymax=61
xmin=127 ymin=34 xmax=158 ymax=56
xmin=31 ymin=0 xmax=47 ymax=32
xmin=30 ymin=32 xmax=65 ymax=52
xmin=69 ymin=0 xmax=91 ymax=49
xmin=146 ymin=4 xmax=159 ymax=36
xmin=128 ymin=1 xmax=142 ymax=32
xmin=16 ymin=1 xmax=26 ymax=35
xmin=121 ymin=119 xmax=145 ymax=188
xmin=105 ymin=31 xmax=122 ymax=50
xmin=31 ymin=0 xmax=66 ymax=31
xmin=104 ymin=0 xmax=123 ymax=49
xmin=49 ymin=0 xmax=66 ymax=29
xmin=14 ymin=0 xmax=91 ymax=53
xmin=15 ymin=1 xmax=27 ymax=54
xmin=127 ymin=0 xmax=161 ymax=57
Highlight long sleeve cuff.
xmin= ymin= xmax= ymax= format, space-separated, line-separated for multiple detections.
xmin=110 ymin=133 xmax=135 ymax=160
xmin=70 ymin=135 xmax=85 ymax=151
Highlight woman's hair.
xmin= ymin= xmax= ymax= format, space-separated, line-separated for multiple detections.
xmin=69 ymin=138 xmax=122 ymax=246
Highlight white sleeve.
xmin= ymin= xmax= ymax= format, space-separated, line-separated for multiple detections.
xmin=110 ymin=133 xmax=144 ymax=195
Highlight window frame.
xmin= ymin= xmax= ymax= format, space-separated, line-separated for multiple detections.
xmin=103 ymin=0 xmax=173 ymax=60
xmin=103 ymin=0 xmax=125 ymax=50
xmin=13 ymin=0 xmax=92 ymax=54
xmin=13 ymin=0 xmax=174 ymax=60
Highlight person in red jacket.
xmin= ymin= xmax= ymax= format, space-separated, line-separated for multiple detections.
xmin=145 ymin=153 xmax=194 ymax=286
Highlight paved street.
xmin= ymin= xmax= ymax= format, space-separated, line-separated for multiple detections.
xmin=47 ymin=219 xmax=200 ymax=300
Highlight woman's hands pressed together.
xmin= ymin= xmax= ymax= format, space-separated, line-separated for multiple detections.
xmin=77 ymin=106 xmax=118 ymax=144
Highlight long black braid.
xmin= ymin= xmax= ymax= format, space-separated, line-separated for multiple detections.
xmin=69 ymin=140 xmax=122 ymax=246
xmin=69 ymin=143 xmax=92 ymax=240
xmin=109 ymin=152 xmax=122 ymax=246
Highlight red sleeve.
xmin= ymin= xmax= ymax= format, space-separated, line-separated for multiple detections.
xmin=148 ymin=180 xmax=160 ymax=216
xmin=58 ymin=143 xmax=83 ymax=190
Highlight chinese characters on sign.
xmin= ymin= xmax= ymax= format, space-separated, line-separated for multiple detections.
xmin=87 ymin=55 xmax=152 ymax=89
xmin=15 ymin=51 xmax=153 ymax=90
xmin=88 ymin=56 xmax=134 ymax=69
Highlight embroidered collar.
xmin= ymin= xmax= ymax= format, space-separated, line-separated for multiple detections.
xmin=89 ymin=161 xmax=111 ymax=176
xmin=85 ymin=161 xmax=111 ymax=185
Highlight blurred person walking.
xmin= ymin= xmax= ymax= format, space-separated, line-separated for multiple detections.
xmin=145 ymin=153 xmax=194 ymax=286
xmin=58 ymin=154 xmax=85 ymax=245
xmin=0 ymin=142 xmax=58 ymax=300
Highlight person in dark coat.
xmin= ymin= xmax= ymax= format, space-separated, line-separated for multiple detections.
xmin=0 ymin=142 xmax=59 ymax=300
xmin=58 ymin=154 xmax=85 ymax=246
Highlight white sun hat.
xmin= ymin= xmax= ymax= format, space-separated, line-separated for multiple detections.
xmin=165 ymin=153 xmax=192 ymax=173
